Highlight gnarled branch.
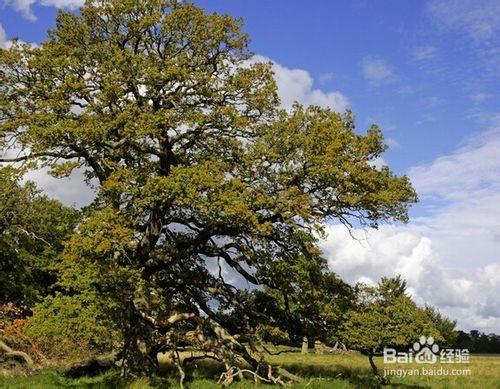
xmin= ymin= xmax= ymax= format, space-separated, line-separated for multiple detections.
xmin=0 ymin=338 xmax=34 ymax=367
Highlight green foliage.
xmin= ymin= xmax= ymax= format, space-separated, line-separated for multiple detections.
xmin=339 ymin=277 xmax=445 ymax=382
xmin=247 ymin=267 xmax=354 ymax=346
xmin=24 ymin=292 xmax=120 ymax=360
xmin=0 ymin=167 xmax=78 ymax=309
xmin=424 ymin=305 xmax=458 ymax=347
xmin=341 ymin=277 xmax=442 ymax=353
xmin=456 ymin=330 xmax=500 ymax=353
xmin=24 ymin=248 xmax=141 ymax=360
xmin=255 ymin=324 xmax=290 ymax=345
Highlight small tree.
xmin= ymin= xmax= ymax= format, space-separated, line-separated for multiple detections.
xmin=341 ymin=277 xmax=440 ymax=383
xmin=0 ymin=167 xmax=78 ymax=308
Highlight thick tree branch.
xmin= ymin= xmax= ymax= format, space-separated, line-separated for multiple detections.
xmin=0 ymin=338 xmax=34 ymax=367
xmin=0 ymin=151 xmax=79 ymax=163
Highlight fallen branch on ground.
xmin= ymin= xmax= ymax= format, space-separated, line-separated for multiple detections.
xmin=217 ymin=364 xmax=302 ymax=387
xmin=0 ymin=339 xmax=34 ymax=367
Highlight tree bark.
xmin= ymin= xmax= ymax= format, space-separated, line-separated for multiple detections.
xmin=121 ymin=302 xmax=160 ymax=377
xmin=368 ymin=351 xmax=388 ymax=385
xmin=368 ymin=352 xmax=378 ymax=376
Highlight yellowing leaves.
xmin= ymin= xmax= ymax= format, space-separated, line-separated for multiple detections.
xmin=65 ymin=207 xmax=134 ymax=260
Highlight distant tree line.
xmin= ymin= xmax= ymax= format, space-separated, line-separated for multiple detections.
xmin=455 ymin=330 xmax=500 ymax=354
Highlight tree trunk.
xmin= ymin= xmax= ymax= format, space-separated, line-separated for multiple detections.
xmin=121 ymin=335 xmax=159 ymax=377
xmin=368 ymin=351 xmax=388 ymax=385
xmin=301 ymin=337 xmax=308 ymax=354
xmin=368 ymin=352 xmax=378 ymax=376
xmin=121 ymin=304 xmax=160 ymax=377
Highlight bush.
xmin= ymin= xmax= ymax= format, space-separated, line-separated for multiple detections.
xmin=24 ymin=293 xmax=119 ymax=364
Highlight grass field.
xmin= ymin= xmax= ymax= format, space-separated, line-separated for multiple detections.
xmin=0 ymin=352 xmax=499 ymax=388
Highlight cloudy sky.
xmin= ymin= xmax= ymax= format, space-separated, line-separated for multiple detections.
xmin=1 ymin=0 xmax=499 ymax=333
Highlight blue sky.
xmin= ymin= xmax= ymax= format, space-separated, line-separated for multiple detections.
xmin=197 ymin=0 xmax=499 ymax=173
xmin=1 ymin=0 xmax=499 ymax=333
xmin=1 ymin=1 xmax=496 ymax=178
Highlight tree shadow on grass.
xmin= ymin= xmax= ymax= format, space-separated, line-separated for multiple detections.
xmin=159 ymin=359 xmax=428 ymax=388
xmin=280 ymin=362 xmax=429 ymax=388
xmin=160 ymin=359 xmax=225 ymax=384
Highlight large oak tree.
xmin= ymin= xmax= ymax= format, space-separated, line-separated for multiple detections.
xmin=0 ymin=0 xmax=417 ymax=381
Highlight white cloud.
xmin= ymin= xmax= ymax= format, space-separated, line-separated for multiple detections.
xmin=1 ymin=147 xmax=96 ymax=208
xmin=413 ymin=45 xmax=438 ymax=61
xmin=427 ymin=0 xmax=500 ymax=42
xmin=321 ymin=123 xmax=500 ymax=333
xmin=426 ymin=1 xmax=500 ymax=94
xmin=5 ymin=0 xmax=35 ymax=21
xmin=370 ymin=156 xmax=387 ymax=170
xmin=321 ymin=224 xmax=500 ymax=333
xmin=385 ymin=137 xmax=400 ymax=149
xmin=5 ymin=0 xmax=84 ymax=21
xmin=0 ymin=24 xmax=6 ymax=48
xmin=361 ymin=57 xmax=397 ymax=86
xmin=409 ymin=127 xmax=500 ymax=201
xmin=41 ymin=0 xmax=83 ymax=7
xmin=24 ymin=167 xmax=96 ymax=208
xmin=250 ymin=55 xmax=349 ymax=112
xmin=0 ymin=23 xmax=13 ymax=49
xmin=321 ymin=225 xmax=472 ymax=307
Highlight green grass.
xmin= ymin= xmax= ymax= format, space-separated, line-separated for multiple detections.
xmin=0 ymin=369 xmax=119 ymax=388
xmin=1 ymin=352 xmax=499 ymax=388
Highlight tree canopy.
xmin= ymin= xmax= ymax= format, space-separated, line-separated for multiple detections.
xmin=340 ymin=276 xmax=441 ymax=382
xmin=0 ymin=167 xmax=77 ymax=309
xmin=0 ymin=0 xmax=418 ymax=381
